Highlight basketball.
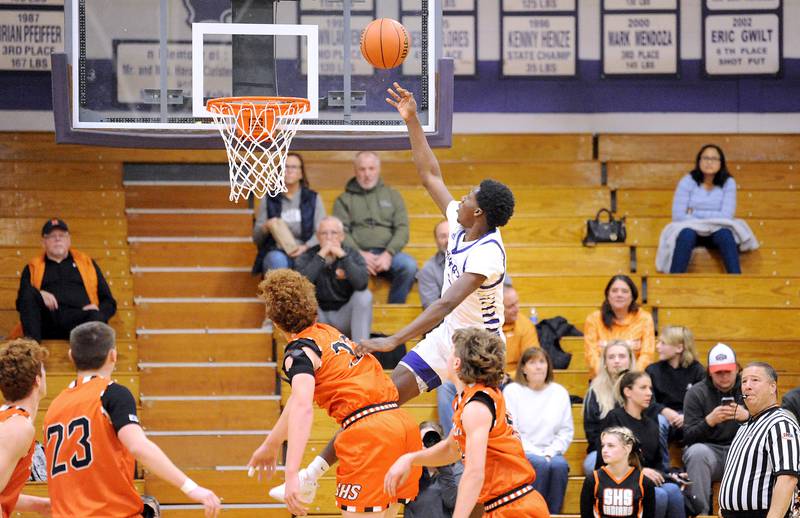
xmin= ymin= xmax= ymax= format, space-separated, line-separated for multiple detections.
xmin=360 ymin=18 xmax=410 ymax=69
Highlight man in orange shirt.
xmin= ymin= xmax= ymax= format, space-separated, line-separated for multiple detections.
xmin=43 ymin=322 xmax=221 ymax=518
xmin=501 ymin=283 xmax=540 ymax=377
xmin=0 ymin=339 xmax=50 ymax=517
xmin=14 ymin=218 xmax=116 ymax=342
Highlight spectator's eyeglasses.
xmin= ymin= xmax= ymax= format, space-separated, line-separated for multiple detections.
xmin=700 ymin=156 xmax=721 ymax=163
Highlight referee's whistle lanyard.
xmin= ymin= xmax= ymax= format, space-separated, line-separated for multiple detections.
xmin=746 ymin=404 xmax=779 ymax=424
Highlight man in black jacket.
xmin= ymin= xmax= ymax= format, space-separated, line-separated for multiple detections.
xmin=682 ymin=343 xmax=749 ymax=515
xmin=294 ymin=216 xmax=372 ymax=342
xmin=782 ymin=386 xmax=800 ymax=423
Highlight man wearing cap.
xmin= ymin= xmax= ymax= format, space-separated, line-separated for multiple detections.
xmin=13 ymin=218 xmax=117 ymax=342
xmin=682 ymin=343 xmax=750 ymax=515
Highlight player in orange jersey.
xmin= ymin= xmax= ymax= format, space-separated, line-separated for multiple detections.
xmin=43 ymin=322 xmax=221 ymax=518
xmin=0 ymin=339 xmax=50 ymax=518
xmin=247 ymin=269 xmax=422 ymax=517
xmin=384 ymin=327 xmax=551 ymax=518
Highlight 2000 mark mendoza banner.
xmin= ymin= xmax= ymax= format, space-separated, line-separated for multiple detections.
xmin=0 ymin=9 xmax=62 ymax=70
xmin=502 ymin=15 xmax=576 ymax=76
xmin=603 ymin=13 xmax=678 ymax=75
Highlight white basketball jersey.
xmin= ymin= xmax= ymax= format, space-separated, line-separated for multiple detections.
xmin=441 ymin=201 xmax=506 ymax=337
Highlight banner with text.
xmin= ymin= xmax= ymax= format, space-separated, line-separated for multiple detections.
xmin=0 ymin=9 xmax=62 ymax=71
xmin=601 ymin=0 xmax=678 ymax=76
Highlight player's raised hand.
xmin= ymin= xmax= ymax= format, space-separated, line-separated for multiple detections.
xmin=186 ymin=486 xmax=222 ymax=518
xmin=284 ymin=473 xmax=309 ymax=516
xmin=384 ymin=454 xmax=413 ymax=497
xmin=247 ymin=440 xmax=280 ymax=482
xmin=356 ymin=335 xmax=398 ymax=355
xmin=385 ymin=82 xmax=417 ymax=121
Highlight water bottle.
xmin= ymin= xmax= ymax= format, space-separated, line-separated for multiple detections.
xmin=529 ymin=307 xmax=538 ymax=325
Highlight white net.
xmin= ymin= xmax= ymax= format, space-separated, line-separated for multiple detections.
xmin=207 ymin=98 xmax=310 ymax=202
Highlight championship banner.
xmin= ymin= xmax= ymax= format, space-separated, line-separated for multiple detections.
xmin=502 ymin=14 xmax=577 ymax=77
xmin=602 ymin=13 xmax=678 ymax=75
xmin=704 ymin=13 xmax=780 ymax=75
xmin=0 ymin=9 xmax=62 ymax=71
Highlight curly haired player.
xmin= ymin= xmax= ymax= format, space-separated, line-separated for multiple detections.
xmin=0 ymin=339 xmax=50 ymax=517
xmin=384 ymin=328 xmax=550 ymax=518
xmin=248 ymin=269 xmax=422 ymax=517
xmin=272 ymin=81 xmax=518 ymax=504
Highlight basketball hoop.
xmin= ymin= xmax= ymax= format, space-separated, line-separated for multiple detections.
xmin=207 ymin=96 xmax=311 ymax=202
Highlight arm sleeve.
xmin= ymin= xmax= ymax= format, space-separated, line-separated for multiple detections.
xmin=694 ymin=178 xmax=737 ymax=219
xmin=579 ymin=475 xmax=596 ymax=518
xmin=253 ymin=198 xmax=268 ymax=245
xmin=384 ymin=189 xmax=409 ymax=256
xmin=642 ymin=476 xmax=657 ymax=518
xmin=305 ymin=195 xmax=326 ymax=248
xmin=463 ymin=242 xmax=504 ymax=284
xmin=583 ymin=390 xmax=602 ymax=452
xmin=416 ymin=260 xmax=442 ymax=309
xmin=93 ymin=261 xmax=117 ymax=321
xmin=340 ymin=248 xmax=369 ymax=291
xmin=294 ymin=251 xmax=325 ymax=283
xmin=15 ymin=266 xmax=32 ymax=311
xmin=100 ymin=383 xmax=140 ymax=433
xmin=584 ymin=313 xmax=601 ymax=379
xmin=682 ymin=387 xmax=713 ymax=446
xmin=549 ymin=387 xmax=574 ymax=456
xmin=635 ymin=312 xmax=656 ymax=371
xmin=671 ymin=176 xmax=694 ymax=222
xmin=333 ymin=194 xmax=359 ymax=251
xmin=767 ymin=419 xmax=800 ymax=476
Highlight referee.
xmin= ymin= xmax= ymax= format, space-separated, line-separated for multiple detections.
xmin=719 ymin=362 xmax=800 ymax=518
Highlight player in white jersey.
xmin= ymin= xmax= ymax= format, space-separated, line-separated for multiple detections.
xmin=260 ymin=83 xmax=515 ymax=503
xmin=356 ymin=82 xmax=514 ymax=399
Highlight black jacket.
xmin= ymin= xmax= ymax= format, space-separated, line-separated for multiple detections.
xmin=294 ymin=245 xmax=369 ymax=311
xmin=645 ymin=360 xmax=706 ymax=413
xmin=782 ymin=387 xmax=800 ymax=423
xmin=682 ymin=374 xmax=743 ymax=447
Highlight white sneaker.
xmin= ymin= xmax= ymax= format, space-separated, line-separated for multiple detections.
xmin=269 ymin=468 xmax=318 ymax=504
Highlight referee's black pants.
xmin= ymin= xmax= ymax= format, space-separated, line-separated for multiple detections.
xmin=17 ymin=284 xmax=104 ymax=342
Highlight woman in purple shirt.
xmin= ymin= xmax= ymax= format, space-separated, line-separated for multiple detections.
xmin=670 ymin=144 xmax=740 ymax=273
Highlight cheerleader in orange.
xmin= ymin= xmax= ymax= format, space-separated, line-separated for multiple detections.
xmin=0 ymin=339 xmax=50 ymax=518
xmin=247 ymin=269 xmax=422 ymax=517
xmin=383 ymin=327 xmax=550 ymax=518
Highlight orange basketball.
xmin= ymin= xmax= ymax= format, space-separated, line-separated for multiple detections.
xmin=360 ymin=18 xmax=410 ymax=69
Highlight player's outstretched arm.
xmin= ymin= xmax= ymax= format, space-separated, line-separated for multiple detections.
xmin=283 ymin=372 xmax=315 ymax=516
xmin=384 ymin=434 xmax=460 ymax=497
xmin=452 ymin=402 xmax=492 ymax=518
xmin=118 ymin=424 xmax=222 ymax=518
xmin=358 ymin=272 xmax=486 ymax=354
xmin=247 ymin=393 xmax=293 ymax=482
xmin=14 ymin=494 xmax=50 ymax=515
xmin=386 ymin=82 xmax=453 ymax=216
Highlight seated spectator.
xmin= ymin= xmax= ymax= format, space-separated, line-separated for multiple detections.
xmin=416 ymin=220 xmax=448 ymax=309
xmin=597 ymin=371 xmax=686 ymax=518
xmin=252 ymin=153 xmax=325 ymax=275
xmin=645 ymin=325 xmax=706 ymax=437
xmin=333 ymin=151 xmax=417 ymax=303
xmin=681 ymin=343 xmax=747 ymax=516
xmin=782 ymin=385 xmax=800 ymax=423
xmin=403 ymin=421 xmax=462 ymax=518
xmin=580 ymin=427 xmax=656 ymax=518
xmin=294 ymin=216 xmax=372 ymax=342
xmin=503 ymin=347 xmax=573 ymax=514
xmin=662 ymin=144 xmax=756 ymax=274
xmin=584 ymin=275 xmax=654 ymax=379
xmin=501 ymin=282 xmax=541 ymax=376
xmin=583 ymin=340 xmax=636 ymax=475
xmin=13 ymin=219 xmax=117 ymax=342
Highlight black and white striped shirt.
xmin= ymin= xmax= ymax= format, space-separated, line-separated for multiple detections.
xmin=719 ymin=406 xmax=800 ymax=512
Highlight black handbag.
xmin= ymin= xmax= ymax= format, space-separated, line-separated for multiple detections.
xmin=582 ymin=208 xmax=626 ymax=246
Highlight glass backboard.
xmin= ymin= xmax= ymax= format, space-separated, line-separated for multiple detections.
xmin=65 ymin=0 xmax=440 ymax=136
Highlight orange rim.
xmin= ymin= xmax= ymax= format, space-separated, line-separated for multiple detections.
xmin=206 ymin=96 xmax=311 ymax=116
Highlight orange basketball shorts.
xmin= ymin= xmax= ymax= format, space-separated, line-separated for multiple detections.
xmin=333 ymin=407 xmax=422 ymax=512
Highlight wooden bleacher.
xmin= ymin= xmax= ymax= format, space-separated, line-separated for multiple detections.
xmin=3 ymin=132 xmax=800 ymax=517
